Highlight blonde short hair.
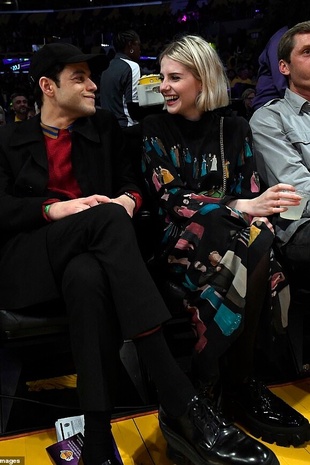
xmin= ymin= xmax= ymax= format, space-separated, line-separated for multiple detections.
xmin=159 ymin=34 xmax=229 ymax=111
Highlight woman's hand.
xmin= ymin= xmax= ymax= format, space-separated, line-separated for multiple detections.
xmin=228 ymin=184 xmax=302 ymax=217
xmin=110 ymin=194 xmax=135 ymax=218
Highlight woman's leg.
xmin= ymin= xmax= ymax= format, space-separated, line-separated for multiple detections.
xmin=222 ymin=251 xmax=270 ymax=385
xmin=169 ymin=208 xmax=273 ymax=389
xmin=174 ymin=207 xmax=310 ymax=447
xmin=221 ymin=253 xmax=310 ymax=448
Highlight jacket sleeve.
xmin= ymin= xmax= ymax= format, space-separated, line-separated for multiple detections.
xmin=0 ymin=126 xmax=55 ymax=234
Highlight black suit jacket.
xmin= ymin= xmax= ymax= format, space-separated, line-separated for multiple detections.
xmin=0 ymin=110 xmax=141 ymax=308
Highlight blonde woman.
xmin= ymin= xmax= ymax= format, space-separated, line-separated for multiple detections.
xmin=141 ymin=34 xmax=309 ymax=462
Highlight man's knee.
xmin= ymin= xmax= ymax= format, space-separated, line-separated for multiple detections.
xmin=97 ymin=202 xmax=131 ymax=224
xmin=62 ymin=253 xmax=107 ymax=290
xmin=87 ymin=203 xmax=135 ymax=238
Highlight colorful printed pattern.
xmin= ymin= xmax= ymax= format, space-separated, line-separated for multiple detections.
xmin=142 ymin=113 xmax=289 ymax=356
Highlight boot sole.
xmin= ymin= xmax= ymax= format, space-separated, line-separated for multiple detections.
xmin=159 ymin=417 xmax=280 ymax=465
xmin=234 ymin=410 xmax=310 ymax=447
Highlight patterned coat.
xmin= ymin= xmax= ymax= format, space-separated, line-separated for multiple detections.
xmin=142 ymin=111 xmax=288 ymax=354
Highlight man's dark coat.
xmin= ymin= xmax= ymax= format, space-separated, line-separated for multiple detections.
xmin=0 ymin=110 xmax=140 ymax=308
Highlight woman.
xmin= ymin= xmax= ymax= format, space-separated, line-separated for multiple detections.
xmin=141 ymin=34 xmax=310 ymax=455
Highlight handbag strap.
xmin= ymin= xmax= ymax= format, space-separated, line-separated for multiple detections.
xmin=220 ymin=116 xmax=227 ymax=196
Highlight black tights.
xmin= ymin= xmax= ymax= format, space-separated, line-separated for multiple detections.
xmin=222 ymin=252 xmax=270 ymax=386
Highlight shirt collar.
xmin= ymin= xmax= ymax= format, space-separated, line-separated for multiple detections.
xmin=285 ymin=88 xmax=310 ymax=114
xmin=40 ymin=122 xmax=73 ymax=139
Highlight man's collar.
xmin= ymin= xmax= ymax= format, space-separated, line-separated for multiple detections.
xmin=285 ymin=88 xmax=310 ymax=114
xmin=8 ymin=113 xmax=100 ymax=146
xmin=40 ymin=122 xmax=73 ymax=139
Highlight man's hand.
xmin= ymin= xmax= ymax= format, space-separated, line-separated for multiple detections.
xmin=47 ymin=195 xmax=112 ymax=221
xmin=46 ymin=193 xmax=136 ymax=221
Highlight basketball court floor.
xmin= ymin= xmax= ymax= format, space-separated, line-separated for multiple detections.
xmin=0 ymin=378 xmax=309 ymax=465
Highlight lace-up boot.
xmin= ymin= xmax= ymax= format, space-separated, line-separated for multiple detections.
xmin=226 ymin=377 xmax=310 ymax=447
xmin=159 ymin=394 xmax=279 ymax=465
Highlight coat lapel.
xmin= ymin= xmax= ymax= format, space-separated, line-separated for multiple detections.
xmin=9 ymin=115 xmax=48 ymax=172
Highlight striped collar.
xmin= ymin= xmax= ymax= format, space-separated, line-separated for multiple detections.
xmin=40 ymin=122 xmax=73 ymax=139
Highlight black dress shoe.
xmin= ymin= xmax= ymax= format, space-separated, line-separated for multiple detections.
xmin=226 ymin=378 xmax=310 ymax=447
xmin=159 ymin=395 xmax=279 ymax=465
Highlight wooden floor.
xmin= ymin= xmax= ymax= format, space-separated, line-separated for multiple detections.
xmin=0 ymin=377 xmax=310 ymax=465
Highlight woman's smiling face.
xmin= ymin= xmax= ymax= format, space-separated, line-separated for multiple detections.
xmin=160 ymin=55 xmax=203 ymax=121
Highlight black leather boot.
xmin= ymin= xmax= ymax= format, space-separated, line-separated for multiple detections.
xmin=225 ymin=378 xmax=310 ymax=447
xmin=159 ymin=394 xmax=279 ymax=465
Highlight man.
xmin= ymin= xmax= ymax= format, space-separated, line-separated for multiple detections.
xmin=10 ymin=92 xmax=29 ymax=122
xmin=100 ymin=30 xmax=141 ymax=128
xmin=250 ymin=21 xmax=310 ymax=267
xmin=0 ymin=43 xmax=277 ymax=465
xmin=239 ymin=87 xmax=256 ymax=120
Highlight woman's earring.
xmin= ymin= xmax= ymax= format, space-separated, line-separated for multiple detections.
xmin=130 ymin=49 xmax=134 ymax=54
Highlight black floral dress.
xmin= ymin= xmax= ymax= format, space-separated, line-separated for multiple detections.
xmin=141 ymin=111 xmax=288 ymax=355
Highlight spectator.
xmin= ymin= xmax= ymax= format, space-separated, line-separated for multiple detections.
xmin=10 ymin=92 xmax=29 ymax=122
xmin=230 ymin=65 xmax=253 ymax=98
xmin=252 ymin=0 xmax=310 ymax=111
xmin=251 ymin=21 xmax=310 ymax=276
xmin=141 ymin=34 xmax=310 ymax=455
xmin=100 ymin=30 xmax=142 ymax=127
xmin=239 ymin=87 xmax=256 ymax=120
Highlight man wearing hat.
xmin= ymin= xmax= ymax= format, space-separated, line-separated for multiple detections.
xmin=0 ymin=44 xmax=280 ymax=465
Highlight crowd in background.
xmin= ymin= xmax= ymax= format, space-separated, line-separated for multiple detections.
xmin=0 ymin=0 xmax=302 ymax=121
xmin=0 ymin=1 xmax=268 ymax=116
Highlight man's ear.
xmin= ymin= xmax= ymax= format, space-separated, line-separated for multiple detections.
xmin=279 ymin=59 xmax=290 ymax=76
xmin=39 ymin=76 xmax=54 ymax=97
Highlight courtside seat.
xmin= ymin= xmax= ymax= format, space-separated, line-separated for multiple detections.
xmin=0 ymin=301 xmax=68 ymax=341
xmin=0 ymin=298 xmax=158 ymax=434
xmin=0 ymin=300 xmax=70 ymax=434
